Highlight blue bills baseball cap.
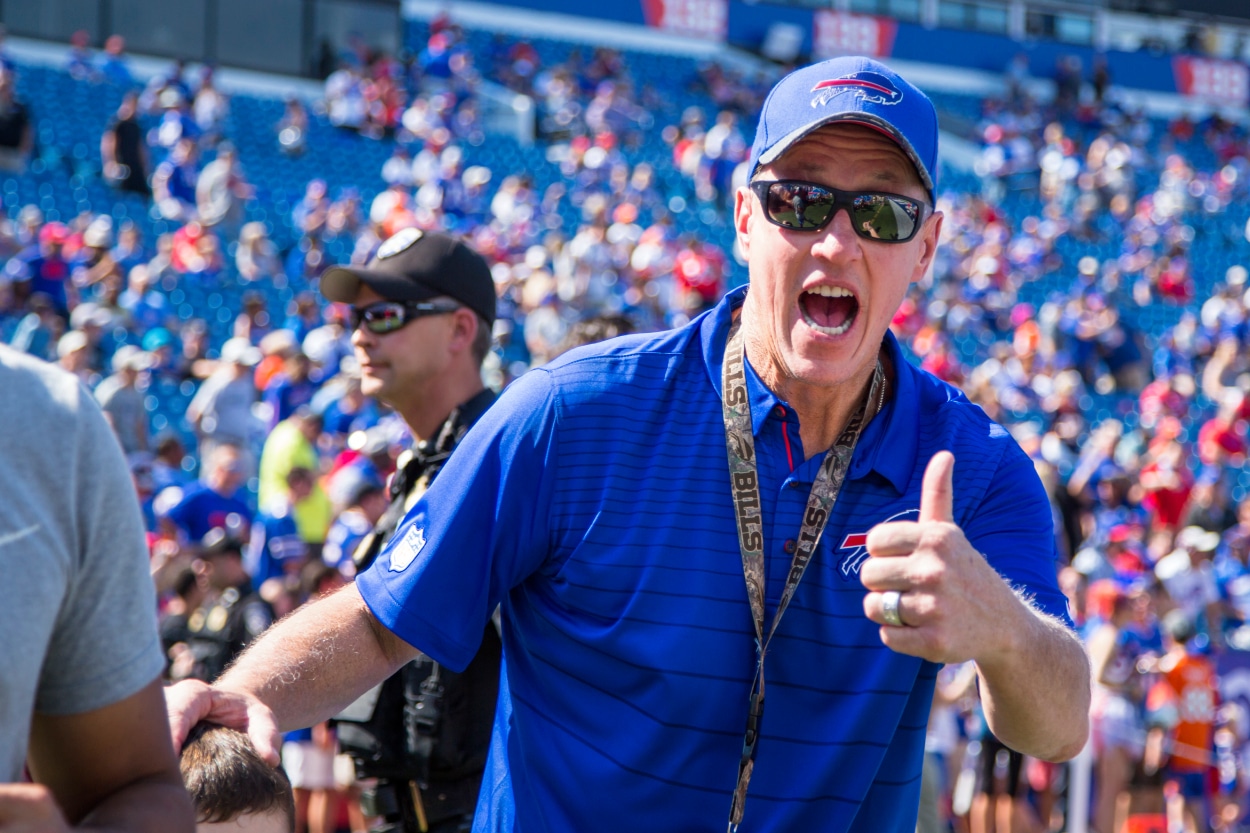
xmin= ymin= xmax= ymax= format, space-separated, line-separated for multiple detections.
xmin=746 ymin=56 xmax=938 ymax=201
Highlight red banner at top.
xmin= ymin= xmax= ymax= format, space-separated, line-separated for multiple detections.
xmin=1173 ymin=55 xmax=1249 ymax=105
xmin=640 ymin=0 xmax=728 ymax=41
xmin=812 ymin=11 xmax=898 ymax=60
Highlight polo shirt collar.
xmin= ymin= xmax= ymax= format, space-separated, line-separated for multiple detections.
xmin=701 ymin=286 xmax=918 ymax=493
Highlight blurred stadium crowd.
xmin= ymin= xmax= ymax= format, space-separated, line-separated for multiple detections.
xmin=3 ymin=10 xmax=1250 ymax=833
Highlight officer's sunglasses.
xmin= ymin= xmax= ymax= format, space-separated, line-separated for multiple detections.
xmin=350 ymin=300 xmax=462 ymax=335
xmin=749 ymin=179 xmax=928 ymax=242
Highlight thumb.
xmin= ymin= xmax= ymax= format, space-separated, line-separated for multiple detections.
xmin=246 ymin=700 xmax=284 ymax=767
xmin=919 ymin=450 xmax=955 ymax=524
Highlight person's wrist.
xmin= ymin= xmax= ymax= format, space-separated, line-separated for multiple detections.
xmin=971 ymin=578 xmax=1035 ymax=674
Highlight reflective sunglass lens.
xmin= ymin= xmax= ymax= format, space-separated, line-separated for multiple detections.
xmin=767 ymin=184 xmax=834 ymax=230
xmin=367 ymin=312 xmax=405 ymax=334
xmin=851 ymin=194 xmax=919 ymax=241
xmin=353 ymin=303 xmax=406 ymax=334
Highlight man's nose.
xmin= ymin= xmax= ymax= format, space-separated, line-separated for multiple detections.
xmin=809 ymin=205 xmax=863 ymax=262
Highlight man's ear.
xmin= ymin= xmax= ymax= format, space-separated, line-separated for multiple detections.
xmin=449 ymin=307 xmax=478 ymax=354
xmin=733 ymin=185 xmax=753 ymax=257
xmin=910 ymin=209 xmax=944 ymax=286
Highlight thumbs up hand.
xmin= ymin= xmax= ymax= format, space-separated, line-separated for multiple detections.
xmin=860 ymin=451 xmax=1022 ymax=665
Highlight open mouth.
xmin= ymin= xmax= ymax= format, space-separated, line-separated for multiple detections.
xmin=800 ymin=286 xmax=859 ymax=336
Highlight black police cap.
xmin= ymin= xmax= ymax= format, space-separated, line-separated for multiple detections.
xmin=201 ymin=526 xmax=245 ymax=557
xmin=320 ymin=228 xmax=496 ymax=326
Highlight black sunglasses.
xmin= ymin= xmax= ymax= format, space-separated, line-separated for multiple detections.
xmin=350 ymin=300 xmax=461 ymax=335
xmin=749 ymin=179 xmax=928 ymax=242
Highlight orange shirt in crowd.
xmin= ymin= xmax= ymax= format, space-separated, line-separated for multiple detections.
xmin=1163 ymin=652 xmax=1219 ymax=773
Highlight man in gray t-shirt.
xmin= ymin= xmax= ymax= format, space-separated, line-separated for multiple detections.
xmin=94 ymin=344 xmax=151 ymax=454
xmin=186 ymin=336 xmax=260 ymax=464
xmin=0 ymin=343 xmax=192 ymax=829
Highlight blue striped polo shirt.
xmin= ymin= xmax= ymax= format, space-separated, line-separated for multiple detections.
xmin=357 ymin=286 xmax=1065 ymax=832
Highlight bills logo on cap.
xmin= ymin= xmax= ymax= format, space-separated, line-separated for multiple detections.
xmin=377 ymin=227 xmax=423 ymax=260
xmin=811 ymin=71 xmax=904 ymax=109
xmin=836 ymin=507 xmax=919 ymax=578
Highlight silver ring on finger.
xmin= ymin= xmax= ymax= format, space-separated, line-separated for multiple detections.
xmin=881 ymin=590 xmax=906 ymax=628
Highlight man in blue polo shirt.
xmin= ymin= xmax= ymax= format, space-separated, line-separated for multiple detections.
xmin=169 ymin=56 xmax=1090 ymax=832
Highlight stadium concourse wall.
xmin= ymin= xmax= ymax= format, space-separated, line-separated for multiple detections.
xmin=406 ymin=0 xmax=1250 ymax=118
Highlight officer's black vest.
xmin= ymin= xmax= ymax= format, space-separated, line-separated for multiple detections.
xmin=184 ymin=585 xmax=274 ymax=683
xmin=335 ymin=389 xmax=501 ymax=821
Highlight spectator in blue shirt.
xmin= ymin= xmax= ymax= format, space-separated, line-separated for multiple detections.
xmin=262 ymin=350 xmax=318 ymax=431
xmin=8 ymin=222 xmax=72 ymax=315
xmin=246 ymin=466 xmax=313 ymax=588
xmin=168 ymin=57 xmax=1090 ymax=832
xmin=111 ymin=223 xmax=149 ymax=275
xmin=151 ymin=431 xmax=191 ymax=494
xmin=284 ymin=235 xmax=328 ymax=286
xmin=161 ymin=442 xmax=253 ymax=548
xmin=152 ymin=138 xmax=199 ymax=223
xmin=8 ymin=292 xmax=63 ymax=361
xmin=419 ymin=32 xmax=456 ymax=81
xmin=66 ymin=30 xmax=96 ymax=81
xmin=321 ymin=469 xmax=387 ymax=578
xmin=291 ymin=179 xmax=330 ymax=239
xmin=283 ymin=292 xmax=323 ymax=346
xmin=318 ymin=374 xmax=382 ymax=442
xmin=97 ymin=34 xmax=134 ymax=86
xmin=119 ymin=263 xmax=172 ymax=334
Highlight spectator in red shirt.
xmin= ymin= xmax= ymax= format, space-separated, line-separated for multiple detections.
xmin=673 ymin=237 xmax=725 ymax=313
xmin=1140 ymin=375 xmax=1189 ymax=430
xmin=1197 ymin=391 xmax=1247 ymax=468
xmin=919 ymin=332 xmax=964 ymax=385
xmin=1141 ymin=438 xmax=1195 ymax=534
xmin=1156 ymin=254 xmax=1194 ymax=303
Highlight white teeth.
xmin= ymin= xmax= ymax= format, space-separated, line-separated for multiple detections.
xmin=801 ymin=286 xmax=856 ymax=336
xmin=807 ymin=286 xmax=854 ymax=298
xmin=800 ymin=307 xmax=854 ymax=336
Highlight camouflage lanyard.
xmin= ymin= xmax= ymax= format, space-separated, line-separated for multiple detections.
xmin=722 ymin=319 xmax=885 ymax=832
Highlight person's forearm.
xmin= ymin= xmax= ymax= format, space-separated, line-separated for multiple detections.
xmin=216 ymin=583 xmax=415 ymax=732
xmin=976 ymin=602 xmax=1091 ymax=762
xmin=1202 ymin=349 xmax=1230 ymax=401
xmin=1066 ymin=449 xmax=1106 ymax=497
xmin=79 ymin=775 xmax=195 ymax=833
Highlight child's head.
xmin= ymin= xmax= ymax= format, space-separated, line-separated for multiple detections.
xmin=1162 ymin=608 xmax=1198 ymax=648
xmin=180 ymin=724 xmax=295 ymax=833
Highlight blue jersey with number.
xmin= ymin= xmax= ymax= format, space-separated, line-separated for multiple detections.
xmin=357 ymin=286 xmax=1066 ymax=832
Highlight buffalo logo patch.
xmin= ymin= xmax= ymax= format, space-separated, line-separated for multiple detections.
xmin=836 ymin=507 xmax=919 ymax=578
xmin=811 ymin=72 xmax=904 ymax=108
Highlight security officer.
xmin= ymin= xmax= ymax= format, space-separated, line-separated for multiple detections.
xmin=184 ymin=526 xmax=275 ymax=683
xmin=319 ymin=228 xmax=501 ymax=833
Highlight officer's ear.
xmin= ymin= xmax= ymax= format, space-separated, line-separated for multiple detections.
xmin=447 ymin=306 xmax=478 ymax=356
